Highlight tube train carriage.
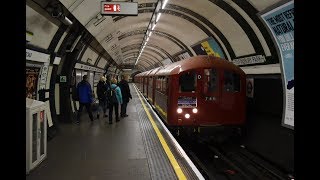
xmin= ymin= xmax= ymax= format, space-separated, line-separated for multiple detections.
xmin=134 ymin=55 xmax=246 ymax=137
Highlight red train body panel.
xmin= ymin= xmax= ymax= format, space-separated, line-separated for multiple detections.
xmin=134 ymin=55 xmax=246 ymax=129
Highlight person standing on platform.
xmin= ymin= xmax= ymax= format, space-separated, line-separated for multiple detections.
xmin=96 ymin=75 xmax=108 ymax=119
xmin=76 ymin=75 xmax=94 ymax=123
xmin=118 ymin=75 xmax=132 ymax=117
xmin=107 ymin=78 xmax=123 ymax=124
xmin=105 ymin=74 xmax=111 ymax=109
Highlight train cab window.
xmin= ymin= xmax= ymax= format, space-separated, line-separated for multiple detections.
xmin=224 ymin=71 xmax=240 ymax=92
xmin=179 ymin=71 xmax=196 ymax=92
xmin=204 ymin=69 xmax=217 ymax=93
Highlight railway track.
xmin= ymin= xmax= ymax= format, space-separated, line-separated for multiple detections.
xmin=174 ymin=134 xmax=293 ymax=180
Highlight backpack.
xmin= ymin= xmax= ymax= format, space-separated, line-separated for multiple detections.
xmin=107 ymin=86 xmax=118 ymax=104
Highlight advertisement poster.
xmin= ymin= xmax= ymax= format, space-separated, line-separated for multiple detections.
xmin=191 ymin=37 xmax=225 ymax=59
xmin=260 ymin=0 xmax=294 ymax=129
xmin=26 ymin=66 xmax=40 ymax=99
xmin=39 ymin=64 xmax=49 ymax=90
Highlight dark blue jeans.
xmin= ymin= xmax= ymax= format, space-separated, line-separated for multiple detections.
xmin=77 ymin=103 xmax=93 ymax=122
xmin=98 ymin=99 xmax=107 ymax=116
xmin=121 ymin=102 xmax=128 ymax=116
xmin=109 ymin=102 xmax=119 ymax=123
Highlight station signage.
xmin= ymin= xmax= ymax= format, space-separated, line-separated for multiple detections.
xmin=74 ymin=63 xmax=105 ymax=73
xmin=104 ymin=4 xmax=120 ymax=12
xmin=101 ymin=1 xmax=138 ymax=16
xmin=26 ymin=49 xmax=50 ymax=63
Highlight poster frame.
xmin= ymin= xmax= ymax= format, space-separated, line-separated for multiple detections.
xmin=190 ymin=36 xmax=226 ymax=59
xmin=26 ymin=62 xmax=42 ymax=100
xmin=258 ymin=0 xmax=294 ymax=130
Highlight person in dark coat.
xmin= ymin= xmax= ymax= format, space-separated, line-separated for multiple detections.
xmin=76 ymin=75 xmax=94 ymax=123
xmin=105 ymin=74 xmax=111 ymax=93
xmin=118 ymin=75 xmax=132 ymax=117
xmin=96 ymin=75 xmax=108 ymax=119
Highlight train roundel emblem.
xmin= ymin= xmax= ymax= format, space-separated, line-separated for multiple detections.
xmin=246 ymin=78 xmax=254 ymax=97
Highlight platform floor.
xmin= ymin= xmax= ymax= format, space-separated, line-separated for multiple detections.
xmin=26 ymin=84 xmax=201 ymax=180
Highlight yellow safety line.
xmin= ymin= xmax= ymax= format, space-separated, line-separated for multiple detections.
xmin=134 ymin=85 xmax=187 ymax=180
xmin=155 ymin=104 xmax=167 ymax=118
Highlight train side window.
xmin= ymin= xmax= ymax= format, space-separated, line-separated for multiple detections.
xmin=165 ymin=77 xmax=169 ymax=94
xmin=156 ymin=77 xmax=159 ymax=90
xmin=179 ymin=71 xmax=196 ymax=92
xmin=149 ymin=77 xmax=153 ymax=86
xmin=156 ymin=76 xmax=163 ymax=91
xmin=224 ymin=71 xmax=240 ymax=92
xmin=204 ymin=68 xmax=217 ymax=93
xmin=162 ymin=77 xmax=166 ymax=93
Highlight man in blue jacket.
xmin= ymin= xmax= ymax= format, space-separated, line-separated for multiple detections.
xmin=76 ymin=75 xmax=94 ymax=123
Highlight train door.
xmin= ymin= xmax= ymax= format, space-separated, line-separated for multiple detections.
xmin=142 ymin=77 xmax=144 ymax=94
xmin=144 ymin=77 xmax=148 ymax=97
xmin=201 ymin=68 xmax=221 ymax=124
xmin=152 ymin=76 xmax=158 ymax=105
xmin=148 ymin=76 xmax=153 ymax=102
xmin=221 ymin=70 xmax=241 ymax=124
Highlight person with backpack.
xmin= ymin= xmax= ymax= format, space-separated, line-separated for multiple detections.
xmin=118 ymin=75 xmax=132 ymax=117
xmin=96 ymin=75 xmax=108 ymax=119
xmin=76 ymin=75 xmax=94 ymax=123
xmin=108 ymin=78 xmax=123 ymax=124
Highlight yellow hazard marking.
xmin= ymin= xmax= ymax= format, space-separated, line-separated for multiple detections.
xmin=155 ymin=104 xmax=167 ymax=118
xmin=134 ymin=85 xmax=186 ymax=180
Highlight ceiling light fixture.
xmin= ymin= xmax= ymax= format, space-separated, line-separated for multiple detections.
xmin=134 ymin=0 xmax=166 ymax=67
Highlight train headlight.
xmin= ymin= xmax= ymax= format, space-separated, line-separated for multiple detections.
xmin=192 ymin=108 xmax=198 ymax=113
xmin=177 ymin=108 xmax=183 ymax=113
xmin=185 ymin=113 xmax=190 ymax=119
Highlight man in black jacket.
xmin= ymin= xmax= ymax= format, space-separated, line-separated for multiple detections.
xmin=96 ymin=75 xmax=108 ymax=119
xmin=118 ymin=75 xmax=132 ymax=117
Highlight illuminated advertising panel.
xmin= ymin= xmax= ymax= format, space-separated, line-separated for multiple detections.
xmin=260 ymin=0 xmax=294 ymax=129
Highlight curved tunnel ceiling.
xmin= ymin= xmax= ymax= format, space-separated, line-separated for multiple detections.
xmin=58 ymin=0 xmax=280 ymax=72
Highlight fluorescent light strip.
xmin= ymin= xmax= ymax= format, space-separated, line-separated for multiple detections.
xmin=156 ymin=13 xmax=162 ymax=23
xmin=162 ymin=0 xmax=169 ymax=9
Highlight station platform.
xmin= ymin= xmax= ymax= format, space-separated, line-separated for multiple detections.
xmin=26 ymin=84 xmax=204 ymax=180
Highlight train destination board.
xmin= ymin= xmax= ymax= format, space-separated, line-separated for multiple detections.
xmin=178 ymin=97 xmax=197 ymax=107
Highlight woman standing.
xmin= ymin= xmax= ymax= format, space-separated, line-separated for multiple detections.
xmin=108 ymin=78 xmax=123 ymax=124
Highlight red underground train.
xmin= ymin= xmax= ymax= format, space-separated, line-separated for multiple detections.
xmin=134 ymin=55 xmax=246 ymax=137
